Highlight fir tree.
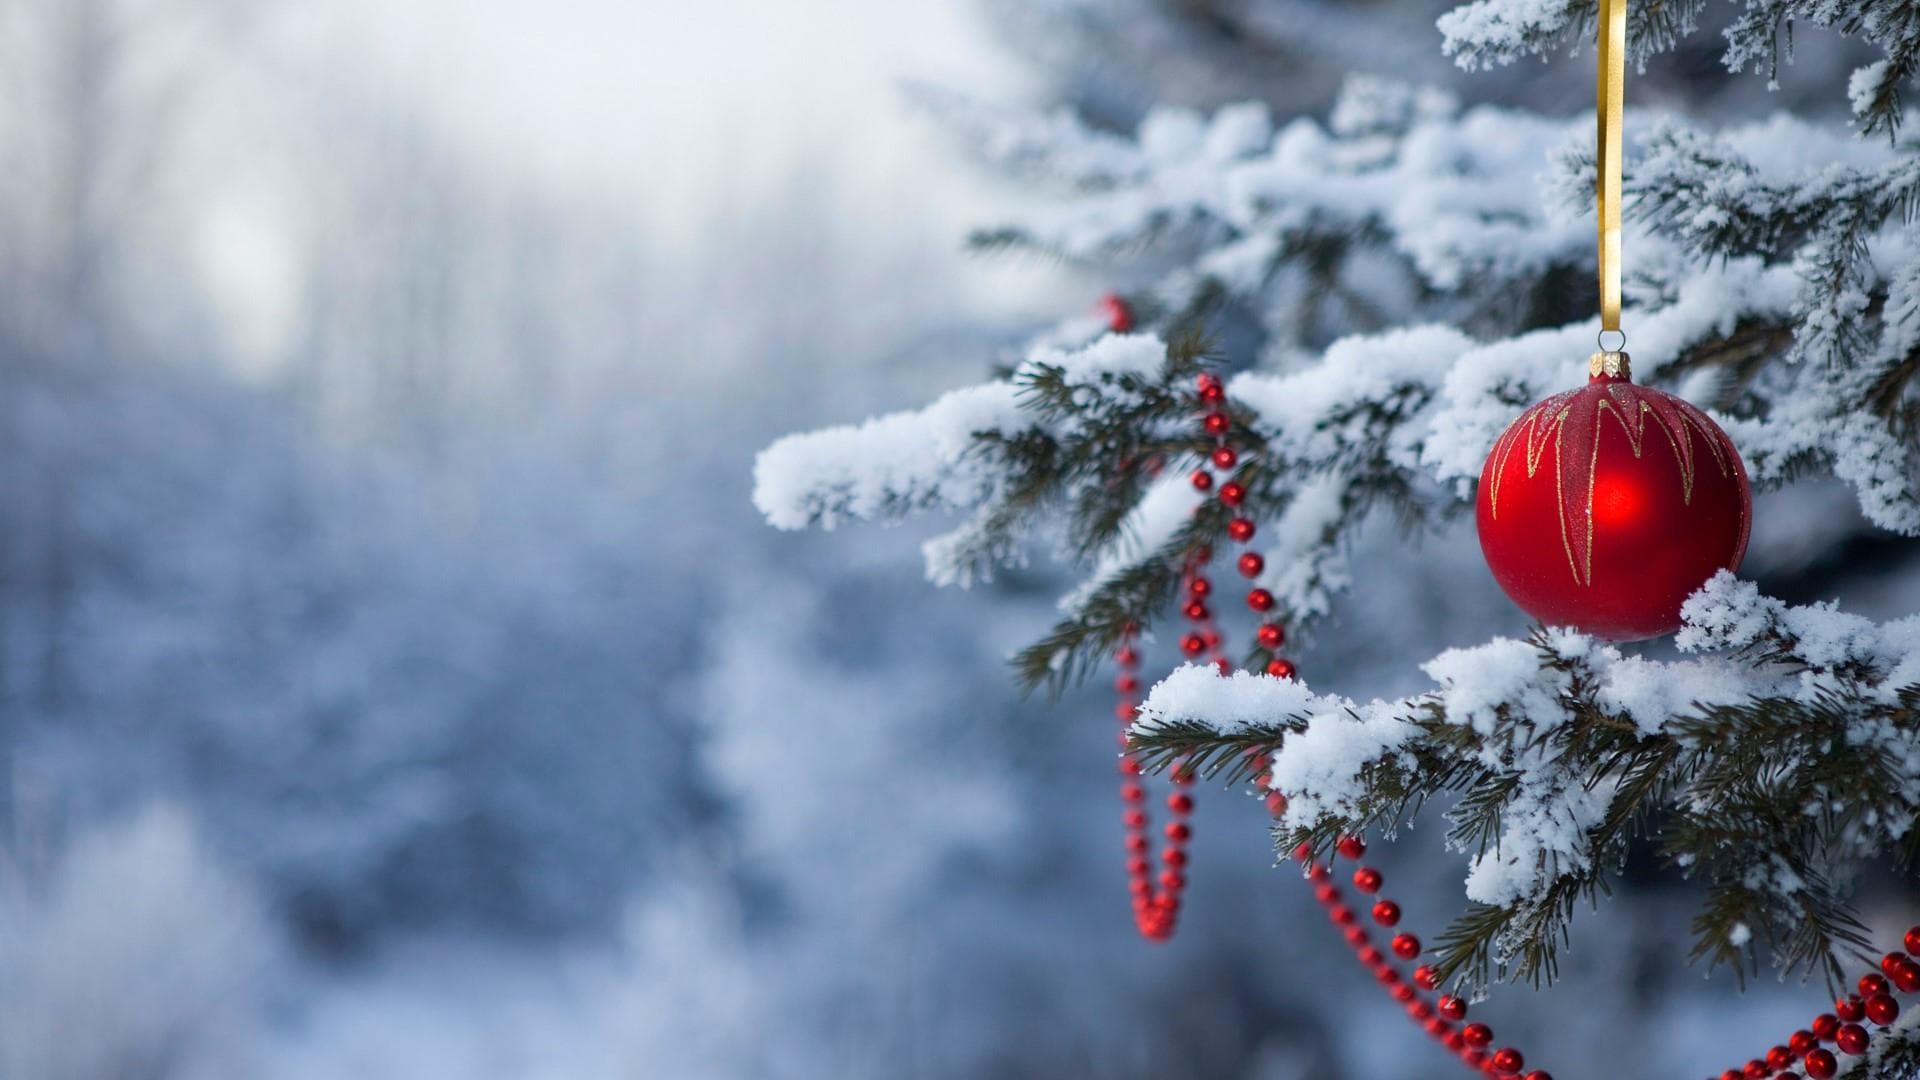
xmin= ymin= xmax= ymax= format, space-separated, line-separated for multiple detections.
xmin=759 ymin=1 xmax=1920 ymax=1074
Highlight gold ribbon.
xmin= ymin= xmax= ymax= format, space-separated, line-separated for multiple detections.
xmin=1596 ymin=0 xmax=1626 ymax=335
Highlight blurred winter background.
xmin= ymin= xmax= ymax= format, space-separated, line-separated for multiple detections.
xmin=1 ymin=1 xmax=1910 ymax=1077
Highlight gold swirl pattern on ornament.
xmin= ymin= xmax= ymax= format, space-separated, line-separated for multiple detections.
xmin=1486 ymin=383 xmax=1737 ymax=586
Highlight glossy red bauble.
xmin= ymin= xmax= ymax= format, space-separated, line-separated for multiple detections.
xmin=1475 ymin=361 xmax=1750 ymax=641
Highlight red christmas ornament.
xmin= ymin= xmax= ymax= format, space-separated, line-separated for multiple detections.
xmin=1475 ymin=353 xmax=1751 ymax=641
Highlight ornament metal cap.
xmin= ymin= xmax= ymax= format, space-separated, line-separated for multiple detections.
xmin=1588 ymin=350 xmax=1631 ymax=382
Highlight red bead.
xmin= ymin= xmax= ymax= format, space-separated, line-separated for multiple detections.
xmin=1336 ymin=836 xmax=1367 ymax=859
xmin=1410 ymin=1000 xmax=1435 ymax=1021
xmin=1491 ymin=1048 xmax=1523 ymax=1074
xmin=1219 ymin=481 xmax=1246 ymax=507
xmin=1265 ymin=791 xmax=1288 ymax=816
xmin=1188 ymin=576 xmax=1212 ymax=596
xmin=1866 ymin=992 xmax=1899 ymax=1025
xmin=1195 ymin=372 xmax=1220 ymax=393
xmin=1837 ymin=996 xmax=1865 ymax=1023
xmin=1306 ymin=862 xmax=1330 ymax=882
xmin=1836 ymin=1023 xmax=1868 ymax=1054
xmin=1742 ymin=1061 xmax=1767 ymax=1080
xmin=1461 ymin=1022 xmax=1492 ymax=1048
xmin=1211 ymin=446 xmax=1238 ymax=470
xmin=1180 ymin=632 xmax=1205 ymax=657
xmin=1199 ymin=384 xmax=1225 ymax=405
xmin=1804 ymin=1049 xmax=1837 ymax=1079
xmin=1161 ymin=847 xmax=1187 ymax=867
xmin=1344 ymin=925 xmax=1370 ymax=947
xmin=1167 ymin=793 xmax=1193 ymax=814
xmin=1375 ymin=965 xmax=1400 ymax=986
xmin=1907 ymin=926 xmax=1920 ymax=956
xmin=1291 ymin=842 xmax=1313 ymax=864
xmin=1413 ymin=965 xmax=1439 ymax=991
xmin=1246 ymin=587 xmax=1274 ymax=611
xmin=1201 ymin=628 xmax=1221 ymax=648
xmin=1357 ymin=945 xmax=1383 ymax=965
xmin=1256 ymin=623 xmax=1285 ymax=649
xmin=1391 ymin=982 xmax=1415 ymax=1003
xmin=1164 ymin=822 xmax=1190 ymax=842
xmin=1114 ymin=645 xmax=1139 ymax=667
xmin=1114 ymin=673 xmax=1139 ymax=693
xmin=1523 ymin=1073 xmax=1553 ymax=1080
xmin=1203 ymin=412 xmax=1230 ymax=436
xmin=1115 ymin=702 xmax=1137 ymax=722
xmin=1237 ymin=551 xmax=1264 ymax=577
xmin=1190 ymin=468 xmax=1214 ymax=492
xmin=1126 ymin=855 xmax=1148 ymax=876
xmin=1719 ymin=1072 xmax=1742 ymax=1080
xmin=1461 ymin=1049 xmax=1486 ymax=1069
xmin=1426 ymin=1017 xmax=1450 ymax=1039
xmin=1860 ymin=974 xmax=1890 ymax=999
xmin=1227 ymin=518 xmax=1256 ymax=542
xmin=1894 ymin=959 xmax=1920 ymax=994
xmin=1437 ymin=995 xmax=1466 ymax=1021
xmin=1789 ymin=1030 xmax=1816 ymax=1055
xmin=1476 ymin=376 xmax=1751 ymax=640
xmin=1125 ymin=833 xmax=1148 ymax=853
xmin=1766 ymin=1046 xmax=1791 ymax=1071
xmin=1811 ymin=1014 xmax=1838 ymax=1041
xmin=1313 ymin=883 xmax=1338 ymax=905
xmin=1330 ymin=904 xmax=1357 ymax=926
xmin=1193 ymin=544 xmax=1212 ymax=562
xmin=1097 ymin=292 xmax=1135 ymax=332
xmin=1266 ymin=658 xmax=1297 ymax=679
xmin=1182 ymin=600 xmax=1209 ymax=621
xmin=1119 ymin=757 xmax=1142 ymax=776
xmin=1371 ymin=900 xmax=1401 ymax=926
xmin=1121 ymin=782 xmax=1144 ymax=803
xmin=1882 ymin=952 xmax=1905 ymax=976
xmin=1158 ymin=870 xmax=1184 ymax=889
xmin=1352 ymin=867 xmax=1382 ymax=894
xmin=1123 ymin=810 xmax=1147 ymax=829
xmin=1392 ymin=932 xmax=1421 ymax=960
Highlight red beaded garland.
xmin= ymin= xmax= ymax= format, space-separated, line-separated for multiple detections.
xmin=1108 ymin=369 xmax=1557 ymax=1077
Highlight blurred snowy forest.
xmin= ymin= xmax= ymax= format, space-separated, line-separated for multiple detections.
xmin=0 ymin=1 xmax=1912 ymax=1078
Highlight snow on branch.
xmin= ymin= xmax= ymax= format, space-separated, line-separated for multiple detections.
xmin=754 ymin=333 xmax=1169 ymax=534
xmin=1131 ymin=572 xmax=1920 ymax=988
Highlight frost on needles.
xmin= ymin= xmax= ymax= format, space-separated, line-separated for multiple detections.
xmin=756 ymin=15 xmax=1920 ymax=1069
